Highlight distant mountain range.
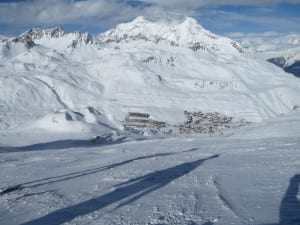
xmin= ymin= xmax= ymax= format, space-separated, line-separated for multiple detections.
xmin=236 ymin=34 xmax=300 ymax=77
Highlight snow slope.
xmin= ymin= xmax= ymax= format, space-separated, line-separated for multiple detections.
xmin=0 ymin=110 xmax=299 ymax=225
xmin=1 ymin=16 xmax=300 ymax=131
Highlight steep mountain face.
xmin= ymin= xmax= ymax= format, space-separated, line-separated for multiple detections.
xmin=0 ymin=16 xmax=300 ymax=130
xmin=21 ymin=27 xmax=65 ymax=40
xmin=268 ymin=54 xmax=300 ymax=77
xmin=284 ymin=61 xmax=300 ymax=77
xmin=19 ymin=27 xmax=93 ymax=50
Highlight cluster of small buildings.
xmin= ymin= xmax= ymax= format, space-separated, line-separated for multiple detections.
xmin=178 ymin=111 xmax=233 ymax=134
xmin=122 ymin=111 xmax=248 ymax=136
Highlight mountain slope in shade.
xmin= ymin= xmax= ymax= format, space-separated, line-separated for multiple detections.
xmin=0 ymin=16 xmax=300 ymax=130
xmin=268 ymin=54 xmax=300 ymax=78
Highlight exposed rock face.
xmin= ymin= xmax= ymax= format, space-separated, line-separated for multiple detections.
xmin=20 ymin=27 xmax=65 ymax=40
xmin=268 ymin=57 xmax=286 ymax=68
xmin=11 ymin=35 xmax=35 ymax=49
xmin=69 ymin=32 xmax=93 ymax=47
xmin=18 ymin=27 xmax=93 ymax=49
xmin=285 ymin=61 xmax=300 ymax=77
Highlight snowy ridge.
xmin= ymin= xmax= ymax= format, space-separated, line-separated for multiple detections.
xmin=20 ymin=27 xmax=65 ymax=40
xmin=0 ymin=16 xmax=300 ymax=130
xmin=19 ymin=27 xmax=93 ymax=50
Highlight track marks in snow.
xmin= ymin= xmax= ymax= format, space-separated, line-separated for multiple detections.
xmin=32 ymin=77 xmax=68 ymax=109
xmin=212 ymin=176 xmax=253 ymax=225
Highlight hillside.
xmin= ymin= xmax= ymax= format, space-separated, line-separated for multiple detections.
xmin=1 ymin=16 xmax=300 ymax=131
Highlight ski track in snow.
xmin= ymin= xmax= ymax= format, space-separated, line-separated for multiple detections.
xmin=31 ymin=76 xmax=69 ymax=110
xmin=213 ymin=176 xmax=250 ymax=225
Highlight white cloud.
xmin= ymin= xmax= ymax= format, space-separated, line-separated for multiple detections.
xmin=138 ymin=0 xmax=300 ymax=9
xmin=0 ymin=0 xmax=139 ymax=25
xmin=0 ymin=0 xmax=300 ymax=35
xmin=197 ymin=9 xmax=300 ymax=34
xmin=227 ymin=31 xmax=283 ymax=38
xmin=1 ymin=0 xmax=299 ymax=26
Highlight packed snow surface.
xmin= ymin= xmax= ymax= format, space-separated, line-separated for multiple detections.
xmin=0 ymin=111 xmax=300 ymax=225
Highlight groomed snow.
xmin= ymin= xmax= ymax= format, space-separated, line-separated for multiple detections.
xmin=0 ymin=111 xmax=299 ymax=225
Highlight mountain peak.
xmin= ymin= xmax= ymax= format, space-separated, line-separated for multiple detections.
xmin=99 ymin=15 xmax=212 ymax=44
xmin=21 ymin=26 xmax=65 ymax=40
xmin=116 ymin=15 xmax=204 ymax=33
xmin=98 ymin=16 xmax=242 ymax=54
xmin=131 ymin=15 xmax=199 ymax=26
xmin=16 ymin=27 xmax=93 ymax=49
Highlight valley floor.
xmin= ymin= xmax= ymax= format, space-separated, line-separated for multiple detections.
xmin=0 ymin=113 xmax=300 ymax=225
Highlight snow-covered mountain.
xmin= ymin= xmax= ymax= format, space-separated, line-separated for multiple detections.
xmin=99 ymin=16 xmax=243 ymax=54
xmin=237 ymin=33 xmax=300 ymax=77
xmin=268 ymin=55 xmax=300 ymax=77
xmin=21 ymin=27 xmax=66 ymax=40
xmin=1 ymin=16 xmax=300 ymax=130
xmin=20 ymin=26 xmax=93 ymax=49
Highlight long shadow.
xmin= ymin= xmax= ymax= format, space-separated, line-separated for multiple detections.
xmin=279 ymin=174 xmax=300 ymax=225
xmin=20 ymin=154 xmax=219 ymax=225
xmin=0 ymin=151 xmax=182 ymax=196
xmin=0 ymin=136 xmax=127 ymax=153
xmin=260 ymin=174 xmax=300 ymax=225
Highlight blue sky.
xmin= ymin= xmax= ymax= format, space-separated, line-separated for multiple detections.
xmin=0 ymin=0 xmax=299 ymax=36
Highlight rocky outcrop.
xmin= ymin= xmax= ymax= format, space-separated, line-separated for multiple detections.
xmin=20 ymin=27 xmax=65 ymax=40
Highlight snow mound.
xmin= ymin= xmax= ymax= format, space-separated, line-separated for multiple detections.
xmin=27 ymin=108 xmax=118 ymax=133
xmin=232 ymin=111 xmax=300 ymax=139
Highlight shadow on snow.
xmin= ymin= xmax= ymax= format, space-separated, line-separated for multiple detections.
xmin=261 ymin=174 xmax=300 ymax=225
xmin=0 ymin=136 xmax=127 ymax=153
xmin=278 ymin=174 xmax=300 ymax=225
xmin=0 ymin=150 xmax=191 ymax=196
xmin=20 ymin=154 xmax=219 ymax=225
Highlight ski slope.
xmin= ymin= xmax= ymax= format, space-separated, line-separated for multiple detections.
xmin=0 ymin=111 xmax=300 ymax=225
